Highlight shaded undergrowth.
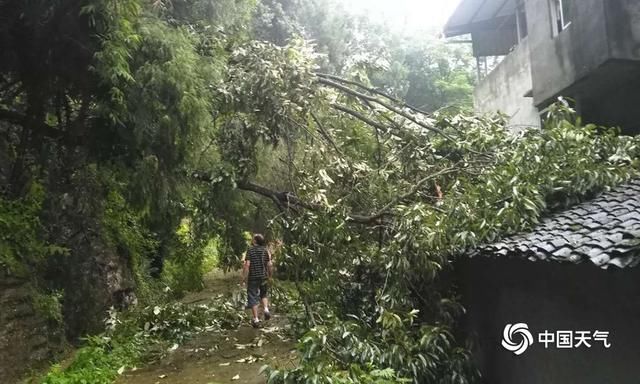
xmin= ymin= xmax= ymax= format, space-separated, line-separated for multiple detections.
xmin=39 ymin=294 xmax=244 ymax=384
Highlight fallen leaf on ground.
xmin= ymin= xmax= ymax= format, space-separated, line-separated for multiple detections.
xmin=236 ymin=355 xmax=261 ymax=363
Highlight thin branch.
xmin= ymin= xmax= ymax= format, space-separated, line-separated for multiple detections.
xmin=349 ymin=166 xmax=459 ymax=222
xmin=284 ymin=130 xmax=296 ymax=194
xmin=318 ymin=77 xmax=457 ymax=143
xmin=310 ymin=111 xmax=343 ymax=156
xmin=363 ymin=98 xmax=405 ymax=131
xmin=331 ymin=104 xmax=388 ymax=133
xmin=295 ymin=278 xmax=317 ymax=327
xmin=316 ymin=72 xmax=433 ymax=116
xmin=284 ymin=116 xmax=327 ymax=149
xmin=196 ymin=134 xmax=218 ymax=167
xmin=360 ymin=99 xmax=391 ymax=170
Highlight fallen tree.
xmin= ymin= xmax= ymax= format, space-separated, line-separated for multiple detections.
xmin=199 ymin=39 xmax=640 ymax=383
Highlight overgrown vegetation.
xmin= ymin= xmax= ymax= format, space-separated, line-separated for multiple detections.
xmin=42 ymin=296 xmax=244 ymax=384
xmin=0 ymin=182 xmax=66 ymax=277
xmin=259 ymin=101 xmax=639 ymax=383
xmin=1 ymin=0 xmax=639 ymax=383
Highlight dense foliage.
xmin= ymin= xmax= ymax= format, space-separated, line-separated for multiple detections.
xmin=1 ymin=0 xmax=639 ymax=383
xmin=254 ymin=0 xmax=475 ymax=111
xmin=0 ymin=0 xmax=255 ymax=309
xmin=260 ymin=100 xmax=639 ymax=383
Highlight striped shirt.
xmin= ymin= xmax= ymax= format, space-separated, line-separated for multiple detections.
xmin=247 ymin=245 xmax=270 ymax=281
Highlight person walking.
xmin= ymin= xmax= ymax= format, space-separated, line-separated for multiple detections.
xmin=241 ymin=233 xmax=272 ymax=328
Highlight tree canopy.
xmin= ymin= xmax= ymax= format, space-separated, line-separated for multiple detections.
xmin=1 ymin=0 xmax=639 ymax=383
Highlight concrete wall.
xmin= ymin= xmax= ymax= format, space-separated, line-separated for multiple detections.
xmin=473 ymin=24 xmax=518 ymax=57
xmin=572 ymin=0 xmax=640 ymax=134
xmin=525 ymin=0 xmax=611 ymax=107
xmin=576 ymin=61 xmax=640 ymax=135
xmin=456 ymin=257 xmax=640 ymax=384
xmin=468 ymin=0 xmax=640 ymax=133
xmin=606 ymin=0 xmax=640 ymax=60
xmin=474 ymin=38 xmax=540 ymax=130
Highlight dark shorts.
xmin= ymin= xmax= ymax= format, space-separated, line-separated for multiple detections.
xmin=246 ymin=280 xmax=268 ymax=308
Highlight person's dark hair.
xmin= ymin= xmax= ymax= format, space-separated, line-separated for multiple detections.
xmin=253 ymin=233 xmax=266 ymax=246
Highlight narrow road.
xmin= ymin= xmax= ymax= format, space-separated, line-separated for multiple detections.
xmin=117 ymin=271 xmax=297 ymax=384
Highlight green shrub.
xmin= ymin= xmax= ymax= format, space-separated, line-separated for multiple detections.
xmin=0 ymin=182 xmax=66 ymax=277
xmin=42 ymin=334 xmax=145 ymax=384
xmin=161 ymin=219 xmax=221 ymax=296
xmin=42 ymin=295 xmax=243 ymax=383
xmin=32 ymin=289 xmax=64 ymax=324
xmin=201 ymin=237 xmax=220 ymax=274
xmin=102 ymin=182 xmax=160 ymax=303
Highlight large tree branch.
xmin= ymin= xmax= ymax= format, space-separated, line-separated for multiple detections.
xmin=331 ymin=104 xmax=389 ymax=133
xmin=237 ymin=180 xmax=318 ymax=212
xmin=193 ymin=171 xmax=451 ymax=225
xmin=193 ymin=171 xmax=383 ymax=224
xmin=316 ymin=72 xmax=432 ymax=116
xmin=317 ymin=77 xmax=457 ymax=143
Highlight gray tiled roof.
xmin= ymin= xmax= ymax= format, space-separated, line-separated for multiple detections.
xmin=477 ymin=179 xmax=640 ymax=269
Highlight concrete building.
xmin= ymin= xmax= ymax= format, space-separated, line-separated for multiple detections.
xmin=445 ymin=0 xmax=640 ymax=133
xmin=445 ymin=2 xmax=640 ymax=383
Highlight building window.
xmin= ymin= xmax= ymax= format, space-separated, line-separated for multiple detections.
xmin=551 ymin=0 xmax=571 ymax=36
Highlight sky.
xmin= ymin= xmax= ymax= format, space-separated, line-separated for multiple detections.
xmin=342 ymin=0 xmax=462 ymax=35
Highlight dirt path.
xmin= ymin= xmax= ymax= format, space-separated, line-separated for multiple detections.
xmin=117 ymin=271 xmax=297 ymax=384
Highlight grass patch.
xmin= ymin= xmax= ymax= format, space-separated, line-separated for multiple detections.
xmin=40 ymin=295 xmax=244 ymax=384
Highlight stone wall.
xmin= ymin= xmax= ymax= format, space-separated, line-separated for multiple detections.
xmin=0 ymin=271 xmax=64 ymax=383
xmin=0 ymin=157 xmax=139 ymax=381
xmin=40 ymin=162 xmax=139 ymax=339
